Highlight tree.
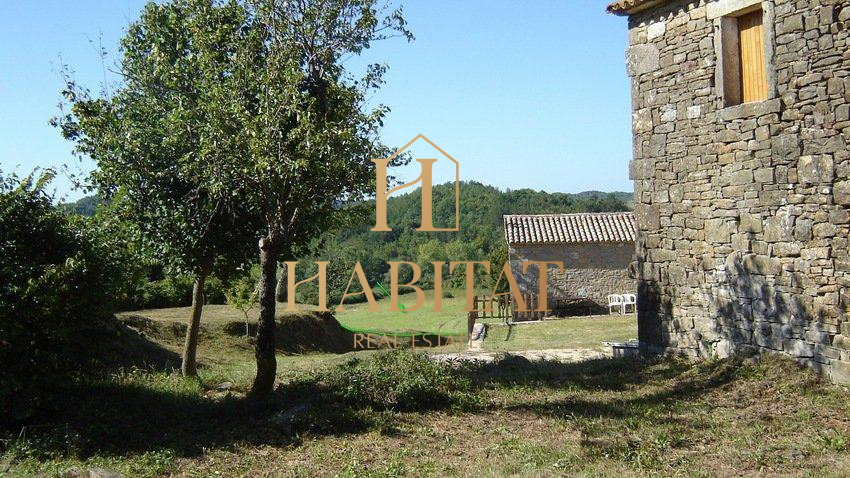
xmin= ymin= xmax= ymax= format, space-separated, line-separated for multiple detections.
xmin=226 ymin=275 xmax=258 ymax=337
xmin=56 ymin=0 xmax=264 ymax=377
xmin=244 ymin=0 xmax=412 ymax=397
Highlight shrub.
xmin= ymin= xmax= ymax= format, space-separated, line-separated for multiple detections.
xmin=0 ymin=171 xmax=125 ymax=422
xmin=314 ymin=350 xmax=479 ymax=411
xmin=441 ymin=290 xmax=455 ymax=299
xmin=116 ymin=274 xmax=233 ymax=311
xmin=139 ymin=277 xmax=194 ymax=309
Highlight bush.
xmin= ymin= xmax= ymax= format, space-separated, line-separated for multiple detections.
xmin=441 ymin=290 xmax=455 ymax=299
xmin=0 ymin=171 xmax=126 ymax=422
xmin=139 ymin=277 xmax=194 ymax=309
xmin=314 ymin=350 xmax=479 ymax=411
xmin=116 ymin=274 xmax=233 ymax=311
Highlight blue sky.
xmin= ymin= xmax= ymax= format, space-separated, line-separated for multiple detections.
xmin=0 ymin=1 xmax=632 ymax=202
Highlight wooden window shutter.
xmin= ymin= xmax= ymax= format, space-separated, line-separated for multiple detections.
xmin=737 ymin=10 xmax=767 ymax=103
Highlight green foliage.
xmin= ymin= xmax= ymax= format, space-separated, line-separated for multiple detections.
xmin=132 ymin=277 xmax=195 ymax=310
xmin=225 ymin=277 xmax=258 ymax=315
xmin=313 ymin=350 xmax=478 ymax=411
xmin=55 ymin=0 xmax=263 ymax=280
xmin=243 ymin=0 xmax=414 ymax=254
xmin=225 ymin=273 xmax=258 ymax=336
xmin=489 ymin=241 xmax=509 ymax=293
xmin=116 ymin=274 xmax=231 ymax=310
xmin=295 ymin=182 xmax=631 ymax=293
xmin=58 ymin=195 xmax=104 ymax=217
xmin=0 ymin=171 xmax=126 ymax=422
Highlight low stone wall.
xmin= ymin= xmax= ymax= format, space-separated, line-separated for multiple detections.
xmin=510 ymin=242 xmax=635 ymax=309
xmin=623 ymin=0 xmax=850 ymax=384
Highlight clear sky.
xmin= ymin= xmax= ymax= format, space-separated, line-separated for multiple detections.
xmin=0 ymin=1 xmax=632 ymax=202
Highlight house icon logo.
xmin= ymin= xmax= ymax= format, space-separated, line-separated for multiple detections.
xmin=372 ymin=134 xmax=460 ymax=232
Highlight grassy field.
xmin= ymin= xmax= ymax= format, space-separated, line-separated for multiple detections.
xmin=334 ymin=288 xmax=481 ymax=335
xmin=485 ymin=315 xmax=636 ymax=352
xmin=333 ymin=288 xmax=637 ymax=352
xmin=127 ymin=289 xmax=481 ymax=336
xmin=5 ymin=301 xmax=849 ymax=477
xmin=121 ymin=292 xmax=637 ymax=354
xmin=4 ymin=350 xmax=850 ymax=477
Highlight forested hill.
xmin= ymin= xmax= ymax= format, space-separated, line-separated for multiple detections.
xmin=299 ymin=181 xmax=632 ymax=292
xmin=335 ymin=181 xmax=631 ymax=253
xmin=60 ymin=182 xmax=631 ymax=295
xmin=61 ymin=182 xmax=632 ymax=255
xmin=59 ymin=195 xmax=103 ymax=216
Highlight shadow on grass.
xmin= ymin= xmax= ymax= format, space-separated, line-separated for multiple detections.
xmin=22 ymin=376 xmax=373 ymax=460
xmin=467 ymin=354 xmax=694 ymax=391
xmin=8 ymin=352 xmax=740 ymax=462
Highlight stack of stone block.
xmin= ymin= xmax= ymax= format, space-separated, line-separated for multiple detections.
xmin=622 ymin=0 xmax=850 ymax=383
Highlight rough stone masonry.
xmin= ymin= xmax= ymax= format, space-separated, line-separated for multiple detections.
xmin=612 ymin=0 xmax=850 ymax=384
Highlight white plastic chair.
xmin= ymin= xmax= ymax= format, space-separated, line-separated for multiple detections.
xmin=607 ymin=294 xmax=624 ymax=315
xmin=622 ymin=293 xmax=637 ymax=314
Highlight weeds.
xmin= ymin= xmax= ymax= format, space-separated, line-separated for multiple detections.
xmin=307 ymin=350 xmax=481 ymax=412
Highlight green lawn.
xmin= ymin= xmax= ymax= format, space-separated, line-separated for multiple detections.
xmin=485 ymin=315 xmax=637 ymax=352
xmin=333 ymin=288 xmax=479 ymax=335
xmin=123 ymin=294 xmax=638 ymax=355
xmin=334 ymin=288 xmax=637 ymax=352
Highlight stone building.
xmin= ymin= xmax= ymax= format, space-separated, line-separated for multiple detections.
xmin=504 ymin=212 xmax=636 ymax=313
xmin=607 ymin=0 xmax=850 ymax=383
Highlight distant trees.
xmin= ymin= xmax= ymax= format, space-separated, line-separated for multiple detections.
xmin=59 ymin=195 xmax=103 ymax=217
xmin=288 ymin=182 xmax=632 ymax=297
xmin=57 ymin=0 xmax=263 ymax=377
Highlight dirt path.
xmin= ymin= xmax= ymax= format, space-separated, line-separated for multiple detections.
xmin=430 ymin=347 xmax=609 ymax=364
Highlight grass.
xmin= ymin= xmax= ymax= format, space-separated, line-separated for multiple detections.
xmin=122 ymin=289 xmax=478 ymax=337
xmin=123 ymin=294 xmax=637 ymax=355
xmin=334 ymin=288 xmax=480 ymax=335
xmin=4 ymin=352 xmax=850 ymax=477
xmin=485 ymin=314 xmax=637 ymax=352
xmin=7 ymin=299 xmax=849 ymax=477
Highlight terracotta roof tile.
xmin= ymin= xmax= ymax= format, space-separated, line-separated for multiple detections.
xmin=504 ymin=212 xmax=636 ymax=245
xmin=606 ymin=0 xmax=670 ymax=15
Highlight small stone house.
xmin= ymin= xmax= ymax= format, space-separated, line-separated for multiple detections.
xmin=607 ymin=0 xmax=850 ymax=383
xmin=504 ymin=212 xmax=636 ymax=313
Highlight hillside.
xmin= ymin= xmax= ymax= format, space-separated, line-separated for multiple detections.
xmin=60 ymin=183 xmax=633 ymax=302
xmin=59 ymin=195 xmax=104 ymax=216
xmin=293 ymin=182 xmax=632 ymax=302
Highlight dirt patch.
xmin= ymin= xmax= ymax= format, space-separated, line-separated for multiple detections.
xmin=431 ymin=347 xmax=609 ymax=364
xmin=119 ymin=314 xmax=187 ymax=343
xmin=267 ymin=312 xmax=360 ymax=354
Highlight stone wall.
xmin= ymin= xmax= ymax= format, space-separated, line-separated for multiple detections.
xmin=624 ymin=0 xmax=850 ymax=383
xmin=509 ymin=242 xmax=635 ymax=309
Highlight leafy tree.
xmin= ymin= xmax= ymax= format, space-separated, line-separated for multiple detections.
xmin=226 ymin=275 xmax=258 ymax=337
xmin=56 ymin=0 xmax=264 ymax=377
xmin=244 ymin=0 xmax=412 ymax=397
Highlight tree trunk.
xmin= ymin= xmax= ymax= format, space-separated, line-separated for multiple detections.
xmin=181 ymin=272 xmax=208 ymax=377
xmin=275 ymin=263 xmax=287 ymax=302
xmin=250 ymin=236 xmax=279 ymax=398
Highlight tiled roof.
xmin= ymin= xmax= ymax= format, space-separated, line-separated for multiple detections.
xmin=504 ymin=212 xmax=636 ymax=245
xmin=606 ymin=0 xmax=670 ymax=15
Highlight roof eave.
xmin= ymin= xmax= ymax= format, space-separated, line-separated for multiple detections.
xmin=509 ymin=240 xmax=635 ymax=246
xmin=606 ymin=0 xmax=669 ymax=16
